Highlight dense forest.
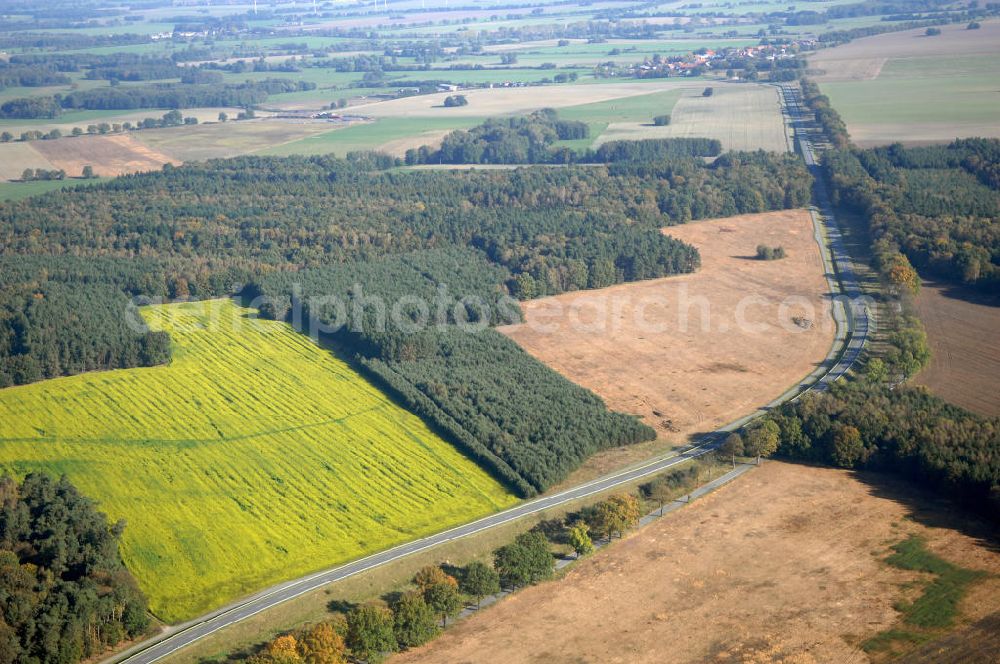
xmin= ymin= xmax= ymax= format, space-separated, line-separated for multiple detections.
xmin=0 ymin=149 xmax=810 ymax=492
xmin=0 ymin=473 xmax=150 ymax=663
xmin=404 ymin=110 xmax=721 ymax=166
xmin=824 ymin=139 xmax=1000 ymax=290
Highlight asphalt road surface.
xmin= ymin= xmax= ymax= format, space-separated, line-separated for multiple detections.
xmin=110 ymin=83 xmax=869 ymax=664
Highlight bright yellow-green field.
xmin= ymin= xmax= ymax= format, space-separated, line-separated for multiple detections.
xmin=0 ymin=299 xmax=515 ymax=622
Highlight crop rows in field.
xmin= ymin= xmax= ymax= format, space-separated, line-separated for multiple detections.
xmin=0 ymin=299 xmax=516 ymax=622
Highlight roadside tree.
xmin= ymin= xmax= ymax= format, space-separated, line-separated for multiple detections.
xmin=392 ymin=591 xmax=438 ymax=647
xmin=744 ymin=420 xmax=780 ymax=464
xmin=568 ymin=521 xmax=594 ymax=556
xmin=346 ymin=604 xmax=397 ymax=663
xmin=460 ymin=561 xmax=500 ymax=608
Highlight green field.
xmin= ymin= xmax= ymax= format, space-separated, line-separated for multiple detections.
xmin=0 ymin=299 xmax=515 ymax=622
xmin=0 ymin=178 xmax=109 ymax=202
xmin=821 ymin=64 xmax=1000 ymax=125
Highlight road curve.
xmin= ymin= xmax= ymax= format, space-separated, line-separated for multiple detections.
xmin=110 ymin=83 xmax=868 ymax=664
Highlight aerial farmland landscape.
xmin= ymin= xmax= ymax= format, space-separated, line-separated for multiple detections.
xmin=0 ymin=1 xmax=997 ymax=663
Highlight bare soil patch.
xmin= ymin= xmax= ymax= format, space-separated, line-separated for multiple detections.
xmin=810 ymin=20 xmax=1000 ymax=81
xmin=350 ymin=81 xmax=700 ymax=118
xmin=499 ymin=210 xmax=834 ymax=483
xmin=393 ymin=462 xmax=1000 ymax=664
xmin=595 ymin=84 xmax=788 ymax=152
xmin=32 ymin=133 xmax=176 ymax=177
xmin=914 ymin=280 xmax=1000 ymax=418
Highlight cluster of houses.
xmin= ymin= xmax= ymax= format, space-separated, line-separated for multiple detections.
xmin=598 ymin=39 xmax=816 ymax=78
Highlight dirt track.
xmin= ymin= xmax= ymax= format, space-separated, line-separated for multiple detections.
xmin=500 ymin=210 xmax=834 ymax=482
xmin=392 ymin=462 xmax=1000 ymax=664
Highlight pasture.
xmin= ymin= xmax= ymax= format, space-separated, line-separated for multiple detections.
xmin=0 ymin=299 xmax=515 ymax=622
xmin=500 ymin=210 xmax=834 ymax=483
xmin=809 ymin=21 xmax=1000 ymax=145
xmin=914 ymin=281 xmax=1000 ymax=418
xmin=593 ymin=83 xmax=789 ymax=152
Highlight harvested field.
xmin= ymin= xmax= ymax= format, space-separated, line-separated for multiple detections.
xmin=32 ymin=133 xmax=176 ymax=176
xmin=810 ymin=20 xmax=1000 ymax=81
xmin=377 ymin=128 xmax=453 ymax=158
xmin=0 ymin=142 xmax=54 ymax=180
xmin=134 ymin=119 xmax=339 ymax=162
xmin=810 ymin=21 xmax=1000 ymax=145
xmin=393 ymin=462 xmax=1000 ymax=664
xmin=500 ymin=210 xmax=834 ymax=481
xmin=594 ymin=83 xmax=788 ymax=152
xmin=350 ymin=81 xmax=700 ymax=118
xmin=914 ymin=280 xmax=1000 ymax=418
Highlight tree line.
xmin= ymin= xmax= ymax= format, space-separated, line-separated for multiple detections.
xmin=245 ymin=488 xmax=656 ymax=663
xmin=0 ymin=78 xmax=316 ymax=118
xmin=0 ymin=473 xmax=151 ymax=663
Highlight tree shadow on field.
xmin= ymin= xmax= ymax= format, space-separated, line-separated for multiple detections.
xmin=843 ymin=465 xmax=999 ymax=554
xmin=441 ymin=562 xmax=464 ymax=580
xmin=533 ymin=517 xmax=568 ymax=545
xmin=380 ymin=589 xmax=405 ymax=606
xmin=326 ymin=598 xmax=358 ymax=614
xmin=924 ymin=277 xmax=1000 ymax=309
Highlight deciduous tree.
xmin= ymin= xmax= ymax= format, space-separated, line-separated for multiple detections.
xmin=459 ymin=561 xmax=500 ymax=608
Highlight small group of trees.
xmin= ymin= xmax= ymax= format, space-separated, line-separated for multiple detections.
xmin=652 ymin=114 xmax=671 ymax=126
xmin=443 ymin=94 xmax=468 ymax=107
xmin=718 ymin=420 xmax=780 ymax=465
xmin=577 ymin=492 xmax=642 ymax=541
xmin=755 ymin=244 xmax=786 ymax=260
xmin=21 ymin=167 xmax=66 ymax=181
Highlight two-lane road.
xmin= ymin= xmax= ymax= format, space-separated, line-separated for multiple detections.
xmin=111 ymin=82 xmax=868 ymax=664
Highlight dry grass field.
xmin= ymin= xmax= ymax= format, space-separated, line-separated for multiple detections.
xmin=32 ymin=133 xmax=176 ymax=176
xmin=594 ymin=83 xmax=788 ymax=152
xmin=500 ymin=210 xmax=834 ymax=481
xmin=393 ymin=462 xmax=1000 ymax=664
xmin=914 ymin=281 xmax=1000 ymax=418
xmin=0 ymin=141 xmax=54 ymax=180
